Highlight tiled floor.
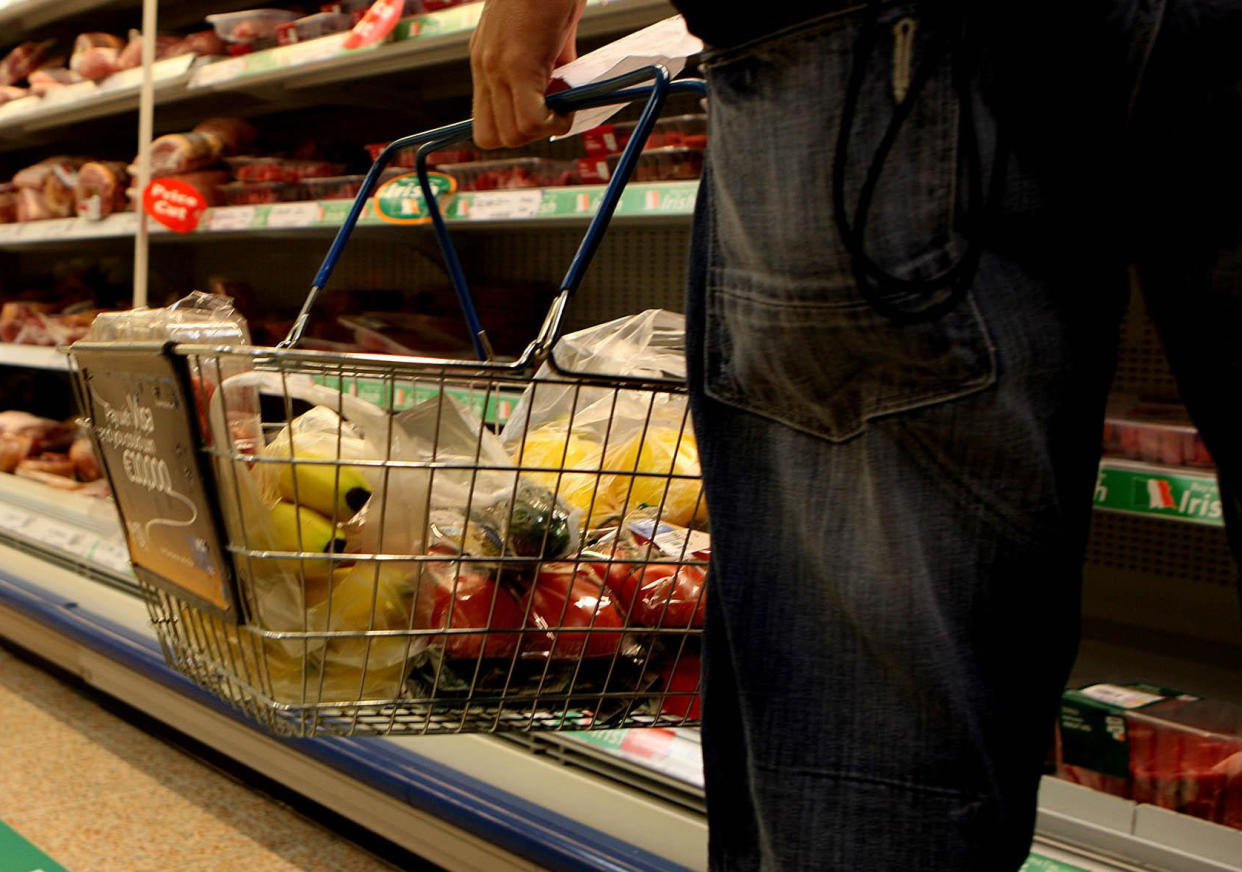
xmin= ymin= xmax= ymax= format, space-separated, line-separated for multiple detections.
xmin=0 ymin=643 xmax=399 ymax=872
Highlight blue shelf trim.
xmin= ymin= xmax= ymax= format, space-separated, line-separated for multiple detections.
xmin=0 ymin=568 xmax=695 ymax=872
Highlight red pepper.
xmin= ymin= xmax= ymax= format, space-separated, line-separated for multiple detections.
xmin=612 ymin=562 xmax=707 ymax=629
xmin=430 ymin=571 xmax=525 ymax=659
xmin=523 ymin=563 xmax=627 ymax=659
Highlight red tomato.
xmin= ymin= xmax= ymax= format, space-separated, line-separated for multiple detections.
xmin=431 ymin=572 xmax=525 ymax=659
xmin=658 ymin=654 xmax=701 ymax=720
xmin=615 ymin=562 xmax=706 ymax=628
xmin=523 ymin=563 xmax=627 ymax=660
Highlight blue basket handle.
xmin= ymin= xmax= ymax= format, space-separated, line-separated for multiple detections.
xmin=281 ymin=65 xmax=707 ymax=363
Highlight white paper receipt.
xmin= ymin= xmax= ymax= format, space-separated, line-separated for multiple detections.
xmin=550 ymin=16 xmax=704 ymax=137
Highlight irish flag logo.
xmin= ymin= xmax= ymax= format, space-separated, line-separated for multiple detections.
xmin=1146 ymin=478 xmax=1177 ymax=509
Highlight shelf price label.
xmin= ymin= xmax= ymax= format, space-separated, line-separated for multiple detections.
xmin=266 ymin=201 xmax=324 ymax=228
xmin=206 ymin=206 xmax=258 ymax=232
xmin=374 ymin=172 xmax=455 ymax=225
xmin=456 ymin=190 xmax=543 ymax=221
xmin=89 ymin=539 xmax=133 ymax=574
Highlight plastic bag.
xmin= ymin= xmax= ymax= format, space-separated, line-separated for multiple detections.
xmin=501 ymin=310 xmax=706 ymax=529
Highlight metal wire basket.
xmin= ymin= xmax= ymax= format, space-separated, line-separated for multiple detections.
xmin=70 ymin=68 xmax=709 ymax=737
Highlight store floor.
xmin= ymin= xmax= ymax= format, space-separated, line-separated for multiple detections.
xmin=0 ymin=642 xmax=410 ymax=872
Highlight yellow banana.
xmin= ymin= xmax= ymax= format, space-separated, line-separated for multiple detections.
xmin=266 ymin=501 xmax=346 ymax=582
xmin=262 ymin=446 xmax=373 ymax=521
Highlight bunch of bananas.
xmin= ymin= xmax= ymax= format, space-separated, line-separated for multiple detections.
xmin=260 ymin=446 xmax=373 ymax=589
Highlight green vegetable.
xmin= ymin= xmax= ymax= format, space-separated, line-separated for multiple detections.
xmin=497 ymin=479 xmax=574 ymax=559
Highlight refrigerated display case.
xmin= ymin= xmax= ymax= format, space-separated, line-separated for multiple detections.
xmin=0 ymin=3 xmax=1239 ymax=871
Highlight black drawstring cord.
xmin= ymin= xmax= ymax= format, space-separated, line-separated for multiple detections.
xmin=833 ymin=1 xmax=1007 ymax=325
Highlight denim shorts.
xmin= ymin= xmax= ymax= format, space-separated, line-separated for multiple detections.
xmin=685 ymin=1 xmax=1242 ymax=869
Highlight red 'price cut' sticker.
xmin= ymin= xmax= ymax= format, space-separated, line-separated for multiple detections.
xmin=343 ymin=0 xmax=404 ymax=50
xmin=143 ymin=178 xmax=207 ymax=233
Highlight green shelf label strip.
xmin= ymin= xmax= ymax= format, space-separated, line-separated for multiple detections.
xmin=1093 ymin=462 xmax=1222 ymax=526
xmin=197 ymin=181 xmax=699 ymax=235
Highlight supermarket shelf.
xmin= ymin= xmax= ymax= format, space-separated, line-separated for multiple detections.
xmin=0 ymin=544 xmax=707 ymax=872
xmin=1038 ymin=777 xmax=1242 ymax=872
xmin=0 ymin=181 xmax=699 ymax=249
xmin=0 ymin=53 xmax=195 ymax=145
xmin=0 ymin=0 xmax=668 ymax=149
xmin=185 ymin=0 xmax=667 ymax=93
xmin=0 ymin=496 xmax=1237 ymax=870
xmin=0 ymin=472 xmax=133 ymax=592
xmin=1094 ymin=459 xmax=1221 ymax=527
xmin=0 ymin=343 xmax=69 ymax=370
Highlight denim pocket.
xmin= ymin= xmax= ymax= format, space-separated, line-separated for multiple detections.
xmin=705 ymin=265 xmax=995 ymax=442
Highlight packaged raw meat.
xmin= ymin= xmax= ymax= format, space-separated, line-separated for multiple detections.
xmin=18 ymin=452 xmax=75 ymax=479
xmin=0 ymin=302 xmax=98 ymax=345
xmin=28 ymin=67 xmax=87 ymax=97
xmin=70 ymin=33 xmax=126 ymax=81
xmin=1102 ymin=400 xmax=1214 ymax=469
xmin=116 ymin=30 xmax=188 ymax=71
xmin=206 ymin=9 xmax=300 ymax=45
xmin=1127 ymin=695 xmax=1242 ymax=830
xmin=225 ymin=157 xmax=345 ymax=183
xmin=0 ymin=184 xmax=16 ymax=223
xmin=70 ymin=434 xmax=102 ymax=481
xmin=301 ymin=170 xmax=403 ymax=200
xmin=75 ymin=161 xmax=131 ymax=219
xmin=13 ymin=157 xmax=84 ymax=220
xmin=366 ymin=143 xmax=479 ymax=168
xmin=15 ymin=188 xmax=52 ymax=222
xmin=276 ymin=11 xmax=354 ymax=45
xmin=144 ymin=131 xmax=225 ymax=176
xmin=13 ymin=156 xmax=86 ymax=191
xmin=583 ymin=114 xmax=708 ymax=157
xmin=176 ymin=30 xmax=229 ymax=57
xmin=0 ymin=433 xmax=33 ymax=473
xmin=0 ymin=41 xmax=53 ymax=87
xmin=436 ymin=157 xmax=577 ymax=191
xmin=193 ymin=117 xmax=258 ymax=155
xmin=0 ymin=410 xmax=74 ymax=453
xmin=605 ymin=146 xmax=703 ymax=182
xmin=216 ymin=180 xmax=304 ymax=205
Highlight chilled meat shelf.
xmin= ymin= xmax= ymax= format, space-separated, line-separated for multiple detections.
xmin=0 ymin=0 xmax=668 ymax=154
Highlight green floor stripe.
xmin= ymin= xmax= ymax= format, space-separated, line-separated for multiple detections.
xmin=0 ymin=820 xmax=69 ymax=872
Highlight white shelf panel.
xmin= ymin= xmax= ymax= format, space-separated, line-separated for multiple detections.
xmin=0 ymin=343 xmax=69 ymax=370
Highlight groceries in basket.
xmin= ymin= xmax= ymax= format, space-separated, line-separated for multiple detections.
xmin=78 ymin=298 xmax=706 ymax=725
xmin=502 ymin=309 xmax=707 ymax=529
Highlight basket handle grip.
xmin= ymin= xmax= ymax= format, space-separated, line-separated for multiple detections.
xmin=281 ymin=66 xmax=707 ymax=364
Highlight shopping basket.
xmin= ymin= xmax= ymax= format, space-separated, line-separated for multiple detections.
xmin=69 ymin=66 xmax=710 ymax=737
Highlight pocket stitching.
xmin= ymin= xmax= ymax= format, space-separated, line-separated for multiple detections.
xmin=704 ymin=286 xmax=998 ymax=444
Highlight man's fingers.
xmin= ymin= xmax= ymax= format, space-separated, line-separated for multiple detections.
xmin=510 ymin=83 xmax=573 ymax=145
xmin=470 ymin=42 xmax=502 ymax=149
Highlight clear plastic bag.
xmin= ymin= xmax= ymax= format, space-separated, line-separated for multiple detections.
xmin=501 ymin=310 xmax=706 ymax=529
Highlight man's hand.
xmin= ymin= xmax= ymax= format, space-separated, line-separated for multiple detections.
xmin=470 ymin=0 xmax=586 ymax=149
